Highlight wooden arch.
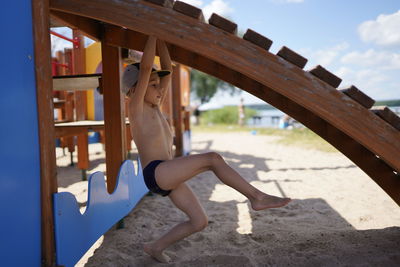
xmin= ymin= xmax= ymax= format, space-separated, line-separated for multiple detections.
xmin=50 ymin=0 xmax=400 ymax=204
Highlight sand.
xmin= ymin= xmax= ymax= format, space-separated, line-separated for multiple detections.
xmin=56 ymin=131 xmax=400 ymax=266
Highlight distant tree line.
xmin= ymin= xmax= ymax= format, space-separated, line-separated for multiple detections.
xmin=375 ymin=99 xmax=400 ymax=106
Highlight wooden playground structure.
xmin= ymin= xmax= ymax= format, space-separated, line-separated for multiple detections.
xmin=2 ymin=0 xmax=399 ymax=266
xmin=50 ymin=32 xmax=191 ymax=180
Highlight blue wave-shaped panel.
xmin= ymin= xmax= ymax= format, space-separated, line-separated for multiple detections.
xmin=53 ymin=159 xmax=148 ymax=267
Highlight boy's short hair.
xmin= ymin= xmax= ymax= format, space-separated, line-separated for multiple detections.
xmin=121 ymin=63 xmax=170 ymax=95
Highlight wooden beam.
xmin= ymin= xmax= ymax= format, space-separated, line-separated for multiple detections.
xmin=309 ymin=65 xmax=342 ymax=88
xmin=340 ymin=85 xmax=375 ymax=109
xmin=277 ymin=46 xmax=308 ymax=69
xmin=173 ymin=1 xmax=205 ymax=22
xmin=372 ymin=106 xmax=400 ymax=131
xmin=208 ymin=13 xmax=237 ymax=34
xmin=102 ymin=25 xmax=400 ymax=185
xmin=49 ymin=0 xmax=400 ymax=172
xmin=73 ymin=29 xmax=90 ymax=172
xmin=101 ymin=41 xmax=126 ymax=193
xmin=32 ymin=0 xmax=57 ymax=266
xmin=243 ymin=29 xmax=273 ymax=51
xmin=172 ymin=64 xmax=183 ymax=156
xmin=50 ymin=10 xmax=101 ymax=41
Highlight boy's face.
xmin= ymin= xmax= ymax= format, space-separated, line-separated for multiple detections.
xmin=144 ymin=73 xmax=162 ymax=106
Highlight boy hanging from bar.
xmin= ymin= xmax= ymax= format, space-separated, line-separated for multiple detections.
xmin=122 ymin=36 xmax=291 ymax=263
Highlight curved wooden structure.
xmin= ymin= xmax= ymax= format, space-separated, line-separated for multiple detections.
xmin=50 ymin=0 xmax=400 ymax=205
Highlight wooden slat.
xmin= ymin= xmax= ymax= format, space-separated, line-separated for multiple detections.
xmin=208 ymin=13 xmax=237 ymax=34
xmin=172 ymin=64 xmax=183 ymax=156
xmin=78 ymin=131 xmax=87 ymax=179
xmin=144 ymin=0 xmax=174 ymax=8
xmin=50 ymin=10 xmax=101 ymax=41
xmin=277 ymin=46 xmax=308 ymax=69
xmin=72 ymin=29 xmax=86 ymax=121
xmin=55 ymin=119 xmax=130 ymax=127
xmin=54 ymin=120 xmax=130 ymax=138
xmin=243 ymin=29 xmax=272 ymax=51
xmin=55 ymin=121 xmax=104 ymax=138
xmin=72 ymin=29 xmax=89 ymax=171
xmin=340 ymin=85 xmax=375 ymax=109
xmin=101 ymin=42 xmax=127 ymax=193
xmin=53 ymin=73 xmax=102 ymax=78
xmin=173 ymin=1 xmax=205 ymax=22
xmin=309 ymin=65 xmax=342 ymax=88
xmin=372 ymin=106 xmax=400 ymax=131
xmin=32 ymin=0 xmax=57 ymax=266
xmin=53 ymin=75 xmax=100 ymax=91
xmin=56 ymin=120 xmax=115 ymax=126
xmin=64 ymin=91 xmax=75 ymax=153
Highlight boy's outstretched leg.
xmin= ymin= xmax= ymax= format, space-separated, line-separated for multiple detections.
xmin=210 ymin=153 xmax=291 ymax=210
xmin=155 ymin=152 xmax=291 ymax=210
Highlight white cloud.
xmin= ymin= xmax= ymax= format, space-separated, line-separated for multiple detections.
xmin=203 ymin=0 xmax=234 ymax=19
xmin=180 ymin=0 xmax=234 ymax=19
xmin=341 ymin=49 xmax=400 ymax=70
xmin=313 ymin=42 xmax=349 ymax=66
xmin=179 ymin=0 xmax=204 ymax=8
xmin=300 ymin=42 xmax=349 ymax=68
xmin=335 ymin=66 xmax=394 ymax=100
xmin=358 ymin=10 xmax=400 ymax=47
xmin=336 ymin=48 xmax=400 ymax=99
xmin=299 ymin=42 xmax=399 ymax=99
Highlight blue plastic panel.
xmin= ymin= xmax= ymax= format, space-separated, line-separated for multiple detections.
xmin=53 ymin=159 xmax=148 ymax=267
xmin=0 ymin=1 xmax=41 ymax=266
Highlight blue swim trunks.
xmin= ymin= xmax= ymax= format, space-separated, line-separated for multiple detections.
xmin=143 ymin=160 xmax=171 ymax=197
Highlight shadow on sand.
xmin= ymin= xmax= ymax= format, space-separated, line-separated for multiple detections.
xmin=57 ymin=140 xmax=400 ymax=266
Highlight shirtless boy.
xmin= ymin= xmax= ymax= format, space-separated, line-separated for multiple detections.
xmin=122 ymin=36 xmax=291 ymax=263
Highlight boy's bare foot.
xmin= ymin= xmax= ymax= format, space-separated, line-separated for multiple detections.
xmin=250 ymin=193 xmax=291 ymax=211
xmin=144 ymin=243 xmax=171 ymax=263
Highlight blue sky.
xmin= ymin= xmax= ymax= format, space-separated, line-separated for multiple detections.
xmin=179 ymin=0 xmax=400 ymax=108
xmin=51 ymin=0 xmax=400 ymax=108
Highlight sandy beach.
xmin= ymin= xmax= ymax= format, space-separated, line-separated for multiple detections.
xmin=56 ymin=131 xmax=400 ymax=266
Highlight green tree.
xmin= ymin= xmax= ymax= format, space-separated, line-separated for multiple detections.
xmin=190 ymin=69 xmax=240 ymax=104
xmin=201 ymin=106 xmax=258 ymax=125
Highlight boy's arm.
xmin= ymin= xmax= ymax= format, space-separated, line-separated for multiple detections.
xmin=129 ymin=36 xmax=157 ymax=114
xmin=157 ymin=40 xmax=172 ymax=106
